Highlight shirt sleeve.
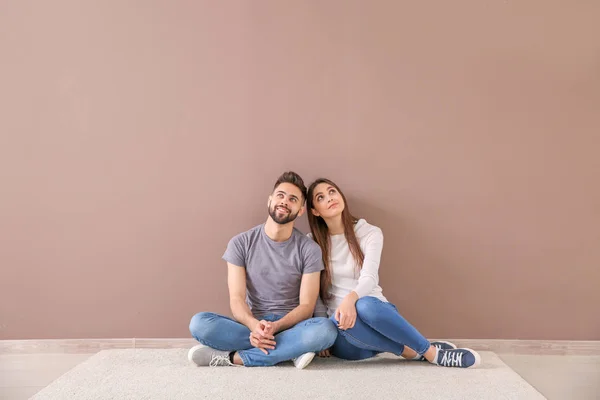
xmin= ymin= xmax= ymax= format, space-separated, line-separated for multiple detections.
xmin=353 ymin=228 xmax=384 ymax=298
xmin=222 ymin=234 xmax=246 ymax=267
xmin=302 ymin=241 xmax=324 ymax=274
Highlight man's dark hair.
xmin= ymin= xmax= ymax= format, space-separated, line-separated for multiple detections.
xmin=273 ymin=171 xmax=307 ymax=202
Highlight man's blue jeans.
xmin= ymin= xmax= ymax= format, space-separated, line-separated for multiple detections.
xmin=189 ymin=312 xmax=337 ymax=366
xmin=331 ymin=296 xmax=431 ymax=360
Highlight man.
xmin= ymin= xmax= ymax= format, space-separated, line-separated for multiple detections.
xmin=188 ymin=171 xmax=337 ymax=368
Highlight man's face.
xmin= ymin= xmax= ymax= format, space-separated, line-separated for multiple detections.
xmin=268 ymin=182 xmax=305 ymax=225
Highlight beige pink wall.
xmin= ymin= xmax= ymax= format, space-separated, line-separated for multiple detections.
xmin=1 ymin=1 xmax=599 ymax=340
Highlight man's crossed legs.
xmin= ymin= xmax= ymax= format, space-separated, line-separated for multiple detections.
xmin=188 ymin=312 xmax=337 ymax=368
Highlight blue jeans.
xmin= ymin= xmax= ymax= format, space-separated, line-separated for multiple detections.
xmin=330 ymin=296 xmax=431 ymax=360
xmin=189 ymin=312 xmax=337 ymax=367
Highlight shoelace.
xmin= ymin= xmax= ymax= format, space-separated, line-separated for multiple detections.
xmin=418 ymin=344 xmax=445 ymax=360
xmin=209 ymin=355 xmax=232 ymax=367
xmin=439 ymin=351 xmax=463 ymax=367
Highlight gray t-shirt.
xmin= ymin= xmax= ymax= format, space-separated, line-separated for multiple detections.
xmin=222 ymin=224 xmax=324 ymax=318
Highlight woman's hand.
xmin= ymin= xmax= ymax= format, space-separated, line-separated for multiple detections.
xmin=318 ymin=348 xmax=332 ymax=357
xmin=335 ymin=292 xmax=359 ymax=330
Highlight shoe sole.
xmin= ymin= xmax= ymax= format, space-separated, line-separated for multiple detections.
xmin=188 ymin=344 xmax=207 ymax=365
xmin=294 ymin=352 xmax=316 ymax=369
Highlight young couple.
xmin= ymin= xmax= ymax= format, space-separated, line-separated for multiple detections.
xmin=188 ymin=171 xmax=481 ymax=369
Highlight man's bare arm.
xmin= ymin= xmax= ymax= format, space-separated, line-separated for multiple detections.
xmin=228 ymin=263 xmax=276 ymax=354
xmin=227 ymin=262 xmax=259 ymax=330
xmin=270 ymin=271 xmax=320 ymax=333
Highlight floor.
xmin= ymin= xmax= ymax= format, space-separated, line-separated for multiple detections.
xmin=0 ymin=352 xmax=598 ymax=399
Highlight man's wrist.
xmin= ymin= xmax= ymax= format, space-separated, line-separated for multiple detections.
xmin=246 ymin=318 xmax=260 ymax=331
xmin=271 ymin=320 xmax=282 ymax=333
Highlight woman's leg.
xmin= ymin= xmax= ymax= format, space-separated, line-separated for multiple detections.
xmin=330 ymin=331 xmax=380 ymax=360
xmin=353 ymin=297 xmax=481 ymax=368
xmin=353 ymin=297 xmax=431 ymax=356
xmin=330 ymin=312 xmax=406 ymax=356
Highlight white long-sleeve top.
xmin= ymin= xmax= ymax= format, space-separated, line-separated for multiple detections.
xmin=313 ymin=219 xmax=388 ymax=317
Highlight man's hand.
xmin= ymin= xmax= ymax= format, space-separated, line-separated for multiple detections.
xmin=335 ymin=292 xmax=358 ymax=330
xmin=249 ymin=320 xmax=276 ymax=354
xmin=262 ymin=320 xmax=281 ymax=336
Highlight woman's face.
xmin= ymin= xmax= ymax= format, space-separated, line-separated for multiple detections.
xmin=311 ymin=182 xmax=345 ymax=219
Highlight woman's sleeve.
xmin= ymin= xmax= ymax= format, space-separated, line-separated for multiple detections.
xmin=353 ymin=228 xmax=384 ymax=298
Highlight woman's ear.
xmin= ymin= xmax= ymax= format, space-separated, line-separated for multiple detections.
xmin=311 ymin=208 xmax=320 ymax=217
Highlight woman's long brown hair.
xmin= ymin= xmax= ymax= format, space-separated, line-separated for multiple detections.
xmin=307 ymin=178 xmax=364 ymax=304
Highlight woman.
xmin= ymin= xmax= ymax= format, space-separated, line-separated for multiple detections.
xmin=307 ymin=178 xmax=481 ymax=368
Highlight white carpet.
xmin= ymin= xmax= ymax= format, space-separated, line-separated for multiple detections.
xmin=32 ymin=349 xmax=546 ymax=399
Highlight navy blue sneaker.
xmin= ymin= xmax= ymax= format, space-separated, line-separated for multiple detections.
xmin=416 ymin=341 xmax=457 ymax=361
xmin=434 ymin=348 xmax=481 ymax=368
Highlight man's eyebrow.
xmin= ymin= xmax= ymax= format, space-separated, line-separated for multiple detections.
xmin=276 ymin=190 xmax=299 ymax=199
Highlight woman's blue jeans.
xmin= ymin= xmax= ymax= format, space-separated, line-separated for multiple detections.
xmin=331 ymin=296 xmax=431 ymax=360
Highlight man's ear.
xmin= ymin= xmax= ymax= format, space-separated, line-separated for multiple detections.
xmin=267 ymin=195 xmax=272 ymax=207
xmin=297 ymin=205 xmax=306 ymax=217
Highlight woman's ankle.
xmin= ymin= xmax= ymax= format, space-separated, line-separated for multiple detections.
xmin=423 ymin=345 xmax=438 ymax=363
xmin=401 ymin=347 xmax=419 ymax=359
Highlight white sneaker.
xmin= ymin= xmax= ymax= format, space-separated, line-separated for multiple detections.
xmin=187 ymin=344 xmax=233 ymax=367
xmin=292 ymin=352 xmax=315 ymax=369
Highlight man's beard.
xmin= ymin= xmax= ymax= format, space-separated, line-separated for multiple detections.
xmin=268 ymin=201 xmax=300 ymax=225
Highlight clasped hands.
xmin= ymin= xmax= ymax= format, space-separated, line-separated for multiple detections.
xmin=249 ymin=320 xmax=278 ymax=354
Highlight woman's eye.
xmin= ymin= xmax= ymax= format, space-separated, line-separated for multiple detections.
xmin=317 ymin=195 xmax=323 ymax=201
xmin=329 ymin=189 xmax=336 ymax=195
